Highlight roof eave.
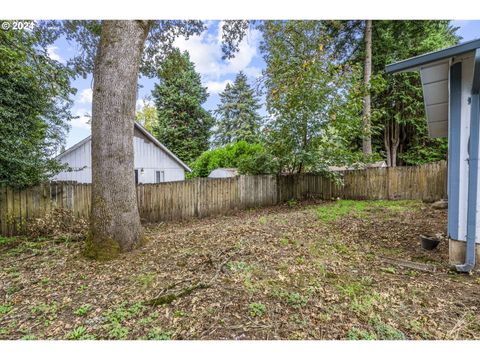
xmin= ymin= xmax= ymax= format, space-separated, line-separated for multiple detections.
xmin=55 ymin=136 xmax=92 ymax=160
xmin=385 ymin=38 xmax=480 ymax=74
xmin=134 ymin=122 xmax=192 ymax=172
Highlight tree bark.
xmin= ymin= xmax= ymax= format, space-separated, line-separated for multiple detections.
xmin=84 ymin=20 xmax=150 ymax=260
xmin=362 ymin=20 xmax=373 ymax=155
xmin=384 ymin=119 xmax=400 ymax=167
xmin=384 ymin=120 xmax=391 ymax=167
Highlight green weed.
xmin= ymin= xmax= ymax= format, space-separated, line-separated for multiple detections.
xmin=66 ymin=326 xmax=96 ymax=340
xmin=227 ymin=261 xmax=253 ymax=273
xmin=286 ymin=199 xmax=298 ymax=207
xmin=20 ymin=334 xmax=36 ymax=340
xmin=0 ymin=304 xmax=13 ymax=316
xmin=107 ymin=323 xmax=129 ymax=340
xmin=248 ymin=302 xmax=266 ymax=317
xmin=370 ymin=318 xmax=406 ymax=340
xmin=295 ymin=256 xmax=305 ymax=265
xmin=74 ymin=304 xmax=92 ymax=317
xmin=173 ymin=310 xmax=187 ymax=318
xmin=147 ymin=328 xmax=173 ymax=340
xmin=286 ymin=292 xmax=309 ymax=308
xmin=137 ymin=272 xmax=156 ymax=289
xmin=346 ymin=327 xmax=377 ymax=340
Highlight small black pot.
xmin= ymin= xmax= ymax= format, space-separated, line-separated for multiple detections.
xmin=420 ymin=235 xmax=440 ymax=250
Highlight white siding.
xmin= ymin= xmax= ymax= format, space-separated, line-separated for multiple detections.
xmin=53 ymin=134 xmax=186 ymax=183
xmin=54 ymin=140 xmax=92 ymax=183
xmin=133 ymin=136 xmax=185 ymax=183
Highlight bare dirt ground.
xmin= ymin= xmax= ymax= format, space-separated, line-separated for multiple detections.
xmin=1 ymin=199 xmax=480 ymax=340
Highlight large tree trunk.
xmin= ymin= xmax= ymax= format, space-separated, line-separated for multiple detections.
xmin=84 ymin=21 xmax=150 ymax=260
xmin=362 ymin=20 xmax=373 ymax=155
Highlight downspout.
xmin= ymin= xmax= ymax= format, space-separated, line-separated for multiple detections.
xmin=456 ymin=49 xmax=480 ymax=272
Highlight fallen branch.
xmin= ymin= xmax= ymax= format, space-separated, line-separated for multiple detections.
xmin=144 ymin=281 xmax=211 ymax=306
xmin=2 ymin=252 xmax=38 ymax=266
xmin=378 ymin=256 xmax=437 ymax=273
xmin=145 ymin=248 xmax=241 ymax=306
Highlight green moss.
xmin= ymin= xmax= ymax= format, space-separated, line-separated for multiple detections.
xmin=82 ymin=232 xmax=121 ymax=261
xmin=82 ymin=227 xmax=146 ymax=261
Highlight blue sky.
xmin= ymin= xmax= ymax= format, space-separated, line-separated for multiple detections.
xmin=50 ymin=20 xmax=480 ymax=149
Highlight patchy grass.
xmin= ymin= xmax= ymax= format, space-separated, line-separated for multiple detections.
xmin=316 ymin=199 xmax=416 ymax=223
xmin=0 ymin=236 xmax=17 ymax=247
xmin=0 ymin=199 xmax=478 ymax=339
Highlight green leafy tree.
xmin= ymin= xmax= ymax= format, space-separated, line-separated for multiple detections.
xmin=151 ymin=49 xmax=213 ymax=164
xmin=135 ymin=97 xmax=157 ymax=133
xmin=260 ymin=20 xmax=350 ymax=173
xmin=214 ymin=71 xmax=263 ymax=145
xmin=0 ymin=26 xmax=75 ymax=188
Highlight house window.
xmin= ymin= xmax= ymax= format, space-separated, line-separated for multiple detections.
xmin=134 ymin=169 xmax=139 ymax=185
xmin=156 ymin=170 xmax=165 ymax=183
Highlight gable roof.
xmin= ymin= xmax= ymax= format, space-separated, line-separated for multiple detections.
xmin=57 ymin=122 xmax=192 ymax=172
xmin=134 ymin=122 xmax=192 ymax=172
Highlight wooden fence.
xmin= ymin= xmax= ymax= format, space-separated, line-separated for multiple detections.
xmin=0 ymin=161 xmax=447 ymax=236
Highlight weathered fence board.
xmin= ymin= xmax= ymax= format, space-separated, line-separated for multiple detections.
xmin=0 ymin=161 xmax=447 ymax=236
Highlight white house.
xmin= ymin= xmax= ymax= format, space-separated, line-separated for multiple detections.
xmin=386 ymin=39 xmax=480 ymax=271
xmin=53 ymin=122 xmax=191 ymax=184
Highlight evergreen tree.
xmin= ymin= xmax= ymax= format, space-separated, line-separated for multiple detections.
xmin=214 ymin=71 xmax=262 ymax=146
xmin=151 ymin=49 xmax=213 ymax=164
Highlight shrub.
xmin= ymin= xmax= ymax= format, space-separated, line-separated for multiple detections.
xmin=189 ymin=141 xmax=279 ymax=178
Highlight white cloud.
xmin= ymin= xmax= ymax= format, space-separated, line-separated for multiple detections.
xmin=70 ymin=109 xmax=91 ymax=130
xmin=243 ymin=66 xmax=262 ymax=79
xmin=206 ymin=80 xmax=232 ymax=94
xmin=46 ymin=45 xmax=65 ymax=64
xmin=78 ymin=88 xmax=93 ymax=104
xmin=173 ymin=22 xmax=262 ymax=81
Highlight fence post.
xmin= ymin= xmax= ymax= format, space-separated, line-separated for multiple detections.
xmin=386 ymin=167 xmax=391 ymax=200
